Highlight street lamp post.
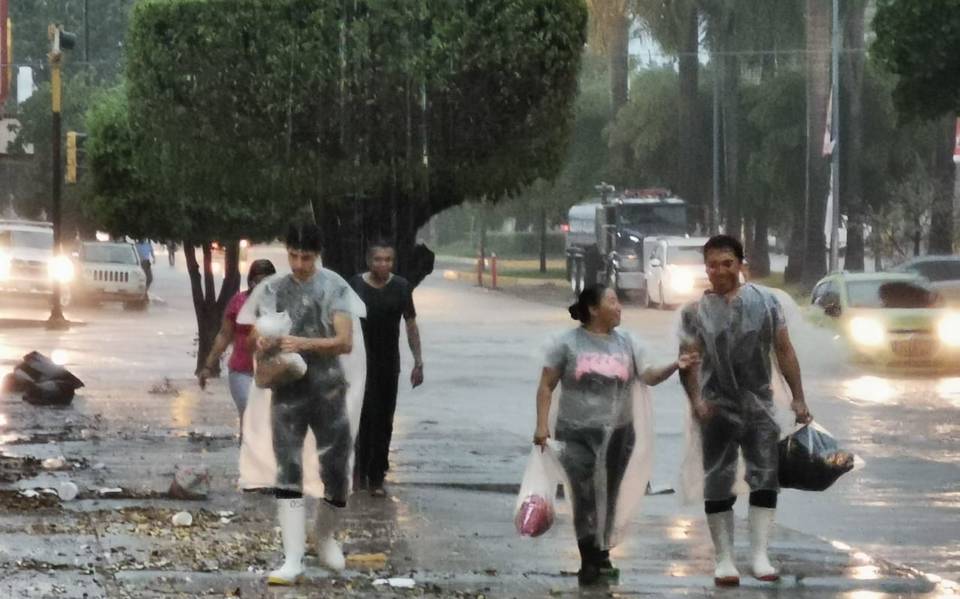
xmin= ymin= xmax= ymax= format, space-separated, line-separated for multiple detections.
xmin=828 ymin=0 xmax=841 ymax=273
xmin=46 ymin=24 xmax=75 ymax=330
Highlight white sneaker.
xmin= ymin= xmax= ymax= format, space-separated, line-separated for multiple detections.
xmin=267 ymin=498 xmax=306 ymax=585
xmin=707 ymin=511 xmax=740 ymax=586
xmin=749 ymin=506 xmax=780 ymax=581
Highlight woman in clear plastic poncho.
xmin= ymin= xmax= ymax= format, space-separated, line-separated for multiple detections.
xmin=533 ymin=284 xmax=698 ymax=586
xmin=235 ymin=224 xmax=367 ymax=587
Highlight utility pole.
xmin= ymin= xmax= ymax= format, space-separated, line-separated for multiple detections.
xmin=828 ymin=0 xmax=841 ymax=273
xmin=712 ymin=57 xmax=721 ymax=234
xmin=46 ymin=25 xmax=76 ymax=330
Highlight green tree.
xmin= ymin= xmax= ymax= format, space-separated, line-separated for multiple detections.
xmin=873 ymin=0 xmax=959 ymax=254
xmin=101 ymin=0 xmax=586 ymax=371
xmin=634 ymin=0 xmax=703 ymax=221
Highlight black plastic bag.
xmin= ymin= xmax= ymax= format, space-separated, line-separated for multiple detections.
xmin=23 ymin=380 xmax=76 ymax=406
xmin=778 ymin=423 xmax=856 ymax=491
xmin=18 ymin=352 xmax=84 ymax=389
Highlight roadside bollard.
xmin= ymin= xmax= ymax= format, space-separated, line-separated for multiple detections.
xmin=491 ymin=253 xmax=498 ymax=289
xmin=477 ymin=252 xmax=484 ymax=287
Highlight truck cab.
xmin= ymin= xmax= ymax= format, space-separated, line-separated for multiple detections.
xmin=565 ymin=188 xmax=689 ymax=302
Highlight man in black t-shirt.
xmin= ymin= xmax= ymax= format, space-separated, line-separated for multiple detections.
xmin=349 ymin=241 xmax=424 ymax=496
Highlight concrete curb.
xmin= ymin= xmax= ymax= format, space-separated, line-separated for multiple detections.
xmin=440 ymin=268 xmax=568 ymax=290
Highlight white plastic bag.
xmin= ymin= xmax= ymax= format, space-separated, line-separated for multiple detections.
xmin=514 ymin=446 xmax=562 ymax=537
xmin=253 ymin=311 xmax=307 ymax=389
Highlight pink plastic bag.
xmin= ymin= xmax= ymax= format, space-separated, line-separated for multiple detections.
xmin=514 ymin=446 xmax=561 ymax=537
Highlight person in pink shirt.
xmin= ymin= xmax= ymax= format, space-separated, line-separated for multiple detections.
xmin=198 ymin=259 xmax=277 ymax=419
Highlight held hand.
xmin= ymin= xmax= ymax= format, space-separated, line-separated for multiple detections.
xmin=677 ymin=351 xmax=701 ymax=372
xmin=256 ymin=336 xmax=279 ymax=352
xmin=278 ymin=336 xmax=303 ymax=353
xmin=791 ymin=398 xmax=813 ymax=424
xmin=692 ymin=399 xmax=714 ymax=422
xmin=411 ymin=364 xmax=424 ymax=388
xmin=533 ymin=425 xmax=550 ymax=449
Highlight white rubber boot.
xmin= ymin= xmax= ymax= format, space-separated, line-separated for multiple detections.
xmin=749 ymin=505 xmax=780 ymax=581
xmin=315 ymin=499 xmax=346 ymax=572
xmin=267 ymin=498 xmax=306 ymax=585
xmin=707 ymin=511 xmax=740 ymax=586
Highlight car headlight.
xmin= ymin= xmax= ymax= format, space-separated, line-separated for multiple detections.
xmin=670 ymin=268 xmax=696 ymax=293
xmin=48 ymin=255 xmax=75 ymax=283
xmin=0 ymin=253 xmax=11 ymax=280
xmin=849 ymin=317 xmax=886 ymax=347
xmin=938 ymin=313 xmax=960 ymax=347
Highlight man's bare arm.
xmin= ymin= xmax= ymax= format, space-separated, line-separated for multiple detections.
xmin=774 ymin=326 xmax=812 ymax=423
xmin=405 ymin=317 xmax=423 ymax=366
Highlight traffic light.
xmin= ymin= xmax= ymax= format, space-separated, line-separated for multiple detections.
xmin=65 ymin=131 xmax=86 ymax=184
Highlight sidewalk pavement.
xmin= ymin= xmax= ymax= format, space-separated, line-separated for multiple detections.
xmin=0 ymin=374 xmax=950 ymax=598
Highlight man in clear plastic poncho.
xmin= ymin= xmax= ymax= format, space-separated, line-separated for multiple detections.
xmin=236 ymin=223 xmax=366 ymax=586
xmin=678 ymin=235 xmax=812 ymax=587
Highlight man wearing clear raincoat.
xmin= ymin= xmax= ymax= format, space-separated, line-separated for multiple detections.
xmin=678 ymin=235 xmax=812 ymax=587
xmin=236 ymin=223 xmax=367 ymax=586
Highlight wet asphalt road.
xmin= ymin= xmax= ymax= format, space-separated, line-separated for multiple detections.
xmin=0 ymin=245 xmax=955 ymax=596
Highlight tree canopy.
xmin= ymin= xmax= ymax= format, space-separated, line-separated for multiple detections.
xmin=121 ymin=0 xmax=587 ymax=268
xmin=873 ymin=0 xmax=960 ymax=120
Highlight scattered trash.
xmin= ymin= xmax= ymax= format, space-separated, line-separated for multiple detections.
xmin=10 ymin=352 xmax=85 ymax=406
xmin=168 ymin=465 xmax=210 ymax=500
xmin=19 ymin=489 xmax=39 ymax=499
xmin=98 ymin=487 xmax=123 ymax=496
xmin=373 ymin=578 xmax=416 ymax=589
xmin=92 ymin=462 xmax=106 ymax=471
xmin=347 ymin=552 xmax=388 ymax=568
xmin=42 ymin=457 xmax=67 ymax=470
xmin=148 ymin=378 xmax=180 ymax=395
xmin=171 ymin=511 xmax=193 ymax=527
xmin=57 ymin=481 xmax=79 ymax=501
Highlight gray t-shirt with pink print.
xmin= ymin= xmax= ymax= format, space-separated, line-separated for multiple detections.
xmin=545 ymin=327 xmax=644 ymax=430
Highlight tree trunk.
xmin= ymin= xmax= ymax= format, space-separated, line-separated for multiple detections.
xmin=539 ymin=207 xmax=548 ymax=274
xmin=609 ymin=12 xmax=630 ymax=115
xmin=722 ymin=49 xmax=741 ymax=240
xmin=842 ymin=0 xmax=867 ymax=271
xmin=802 ymin=0 xmax=831 ymax=287
xmin=929 ymin=115 xmax=956 ymax=254
xmin=677 ymin=3 xmax=700 ymax=211
xmin=750 ymin=206 xmax=772 ymax=278
xmin=185 ymin=241 xmax=241 ymax=375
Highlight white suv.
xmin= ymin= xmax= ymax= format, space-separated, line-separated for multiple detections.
xmin=0 ymin=220 xmax=74 ymax=302
xmin=74 ymin=242 xmax=148 ymax=309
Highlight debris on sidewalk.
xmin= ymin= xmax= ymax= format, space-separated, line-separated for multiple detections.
xmin=57 ymin=481 xmax=79 ymax=501
xmin=148 ymin=377 xmax=180 ymax=395
xmin=373 ymin=577 xmax=416 ymax=589
xmin=168 ymin=465 xmax=210 ymax=499
xmin=172 ymin=511 xmax=194 ymax=527
xmin=6 ymin=351 xmax=85 ymax=406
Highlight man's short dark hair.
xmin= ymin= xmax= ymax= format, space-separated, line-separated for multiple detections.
xmin=367 ymin=239 xmax=395 ymax=259
xmin=703 ymin=234 xmax=744 ymax=263
xmin=285 ymin=222 xmax=322 ymax=253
